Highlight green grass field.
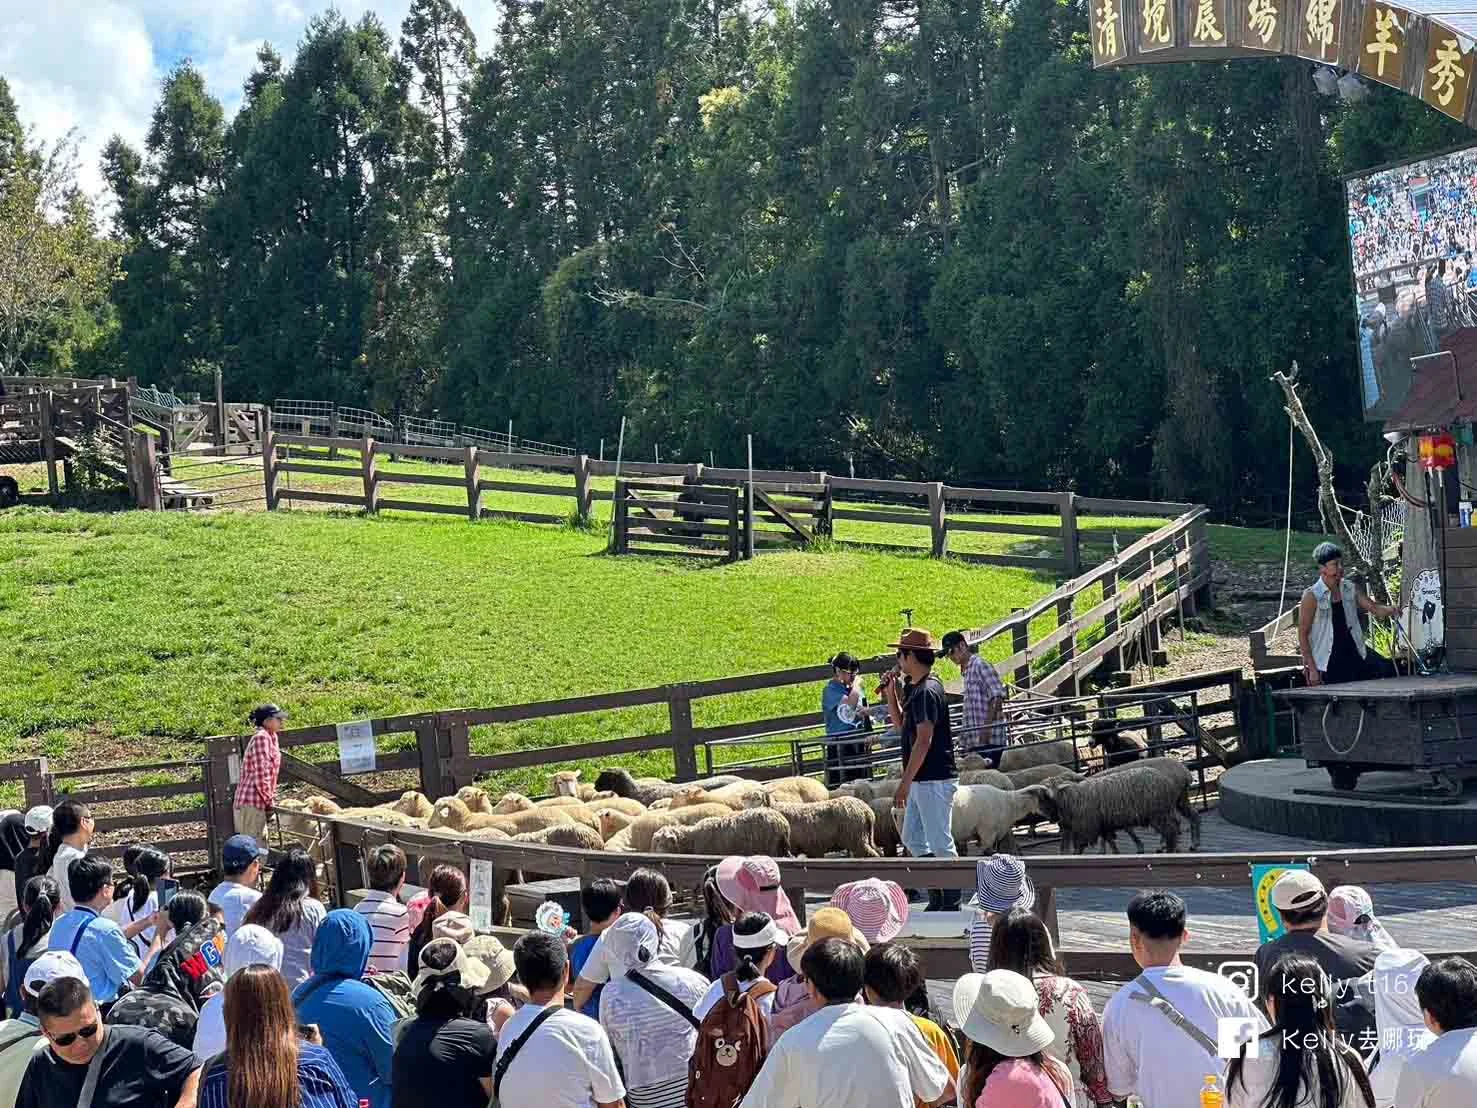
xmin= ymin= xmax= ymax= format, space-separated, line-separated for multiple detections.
xmin=0 ymin=456 xmax=1323 ymax=796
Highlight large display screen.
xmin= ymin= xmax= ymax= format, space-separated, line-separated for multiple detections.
xmin=1346 ymin=144 xmax=1477 ymax=423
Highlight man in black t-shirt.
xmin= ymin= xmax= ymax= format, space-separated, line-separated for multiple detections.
xmin=17 ymin=976 xmax=199 ymax=1108
xmin=883 ymin=627 xmax=960 ymax=912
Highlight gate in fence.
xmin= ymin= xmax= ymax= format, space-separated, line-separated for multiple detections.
xmin=613 ymin=479 xmax=742 ymax=562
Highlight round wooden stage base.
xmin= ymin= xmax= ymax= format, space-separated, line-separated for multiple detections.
xmin=1220 ymin=759 xmax=1477 ymax=846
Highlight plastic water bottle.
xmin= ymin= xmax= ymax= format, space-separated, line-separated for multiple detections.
xmin=1200 ymin=1074 xmax=1224 ymax=1108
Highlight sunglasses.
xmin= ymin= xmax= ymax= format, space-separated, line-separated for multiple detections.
xmin=51 ymin=1023 xmax=99 ymax=1047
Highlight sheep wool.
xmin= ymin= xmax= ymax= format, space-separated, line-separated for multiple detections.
xmin=649 ymin=807 xmax=791 ymax=856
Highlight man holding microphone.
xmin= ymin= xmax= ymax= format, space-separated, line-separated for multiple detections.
xmin=884 ymin=628 xmax=961 ymax=912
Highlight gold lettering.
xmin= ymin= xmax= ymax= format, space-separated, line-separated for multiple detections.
xmin=1305 ymin=0 xmax=1337 ymax=56
xmin=1194 ymin=0 xmax=1224 ymax=40
xmin=1429 ymin=38 xmax=1465 ymax=106
xmin=1248 ymin=0 xmax=1278 ymax=44
xmin=1143 ymin=0 xmax=1170 ymax=44
xmin=1098 ymin=0 xmax=1120 ymax=55
xmin=1365 ymin=7 xmax=1400 ymax=78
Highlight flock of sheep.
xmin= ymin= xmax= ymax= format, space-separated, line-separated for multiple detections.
xmin=276 ymin=731 xmax=1202 ymax=866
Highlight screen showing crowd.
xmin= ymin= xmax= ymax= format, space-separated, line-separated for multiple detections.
xmin=1346 ymin=143 xmax=1477 ymax=422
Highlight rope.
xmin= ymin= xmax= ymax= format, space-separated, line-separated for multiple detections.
xmin=1320 ymin=701 xmax=1367 ymax=758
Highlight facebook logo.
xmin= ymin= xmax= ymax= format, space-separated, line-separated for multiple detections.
xmin=1217 ymin=1017 xmax=1262 ymax=1060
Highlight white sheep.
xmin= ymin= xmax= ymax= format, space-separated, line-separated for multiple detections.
xmin=619 ymin=803 xmax=735 ymax=851
xmin=950 ymin=784 xmax=1050 ymax=854
xmin=959 ymin=768 xmax=1013 ymax=789
xmin=511 ymin=823 xmax=607 ymax=850
xmin=650 ymin=808 xmax=791 ymax=856
xmin=759 ymin=796 xmax=879 ymax=858
xmin=999 ymin=738 xmax=1078 ymax=773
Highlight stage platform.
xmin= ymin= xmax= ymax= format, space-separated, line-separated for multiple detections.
xmin=1220 ymin=758 xmax=1477 ymax=846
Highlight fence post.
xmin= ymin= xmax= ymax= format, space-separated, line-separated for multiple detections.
xmin=819 ymin=475 xmax=833 ymax=538
xmin=417 ymin=719 xmax=452 ymax=802
xmin=1059 ymin=492 xmax=1081 ymax=577
xmin=213 ymin=367 xmax=226 ymax=453
xmin=1011 ymin=609 xmax=1032 ymax=690
xmin=131 ymin=432 xmax=161 ymax=510
xmin=1102 ymin=558 xmax=1124 ymax=674
xmin=363 ymin=437 xmax=379 ymax=513
xmin=728 ymin=488 xmax=740 ymax=563
xmin=1192 ymin=513 xmax=1213 ymax=609
xmin=205 ymin=737 xmax=238 ymax=862
xmin=929 ymin=482 xmax=947 ymax=558
xmin=262 ymin=421 xmax=279 ymax=510
xmin=574 ymin=454 xmax=593 ymax=524
xmin=464 ymin=446 xmax=481 ymax=520
xmin=669 ymin=694 xmax=699 ymax=782
xmin=39 ymin=390 xmax=58 ymax=498
xmin=612 ymin=481 xmax=628 ymax=554
xmin=1056 ymin=596 xmax=1077 ymax=696
xmin=447 ymin=722 xmax=473 ymax=790
xmin=744 ymin=483 xmax=755 ymax=560
xmin=20 ymin=758 xmax=51 ymax=809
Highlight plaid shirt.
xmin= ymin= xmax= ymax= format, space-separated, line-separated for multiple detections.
xmin=960 ymin=653 xmax=1008 ymax=750
xmin=235 ymin=728 xmax=281 ymax=810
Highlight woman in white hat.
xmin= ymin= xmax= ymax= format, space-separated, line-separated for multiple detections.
xmin=393 ymin=936 xmax=502 ymax=1108
xmin=693 ymin=911 xmax=788 ymax=1021
xmin=954 ymin=969 xmax=1072 ymax=1107
xmin=597 ymin=913 xmax=710 ymax=1108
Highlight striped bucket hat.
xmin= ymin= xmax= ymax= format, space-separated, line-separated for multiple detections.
xmin=830 ymin=879 xmax=910 ymax=944
xmin=968 ymin=855 xmax=1035 ymax=914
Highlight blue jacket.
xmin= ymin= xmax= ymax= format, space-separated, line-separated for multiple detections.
xmin=292 ymin=910 xmax=397 ymax=1108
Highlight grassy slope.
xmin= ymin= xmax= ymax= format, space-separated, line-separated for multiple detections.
xmin=0 ymin=464 xmax=1315 ymax=794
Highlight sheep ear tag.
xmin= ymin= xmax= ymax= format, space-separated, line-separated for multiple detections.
xmin=535 ymin=900 xmax=569 ymax=934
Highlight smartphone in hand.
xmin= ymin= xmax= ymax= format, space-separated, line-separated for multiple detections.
xmin=157 ymin=877 xmax=179 ymax=909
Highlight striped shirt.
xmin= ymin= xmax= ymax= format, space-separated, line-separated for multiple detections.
xmin=969 ymin=913 xmax=992 ymax=973
xmin=200 ymin=1041 xmax=358 ymax=1108
xmin=355 ymin=890 xmax=411 ymax=975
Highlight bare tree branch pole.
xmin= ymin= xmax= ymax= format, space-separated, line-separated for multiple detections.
xmin=1270 ymin=361 xmax=1391 ymax=606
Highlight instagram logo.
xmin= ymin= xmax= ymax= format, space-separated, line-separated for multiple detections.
xmin=1217 ymin=961 xmax=1260 ymax=1001
xmin=1218 ymin=1017 xmax=1262 ymax=1060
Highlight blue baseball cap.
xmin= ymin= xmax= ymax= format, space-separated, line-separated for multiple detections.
xmin=222 ymin=834 xmax=268 ymax=872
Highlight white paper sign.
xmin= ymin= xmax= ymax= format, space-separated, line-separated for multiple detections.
xmin=469 ymin=859 xmax=495 ymax=932
xmin=336 ymin=721 xmax=377 ymax=775
xmin=227 ymin=753 xmax=241 ymax=786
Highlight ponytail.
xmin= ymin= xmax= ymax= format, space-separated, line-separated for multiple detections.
xmin=19 ymin=876 xmax=59 ymax=956
xmin=130 ymin=848 xmax=170 ymax=913
xmin=38 ymin=801 xmax=87 ymax=874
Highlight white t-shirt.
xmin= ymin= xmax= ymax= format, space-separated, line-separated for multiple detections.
xmin=693 ymin=975 xmax=776 ymax=1021
xmin=496 ymin=1004 xmax=626 ymax=1108
xmin=578 ymin=919 xmax=694 ymax=984
xmin=104 ymin=892 xmax=157 ymax=959
xmin=1394 ymin=1027 xmax=1477 ymax=1108
xmin=208 ymin=881 xmax=262 ymax=938
xmin=193 ymin=994 xmax=226 ymax=1060
xmin=50 ymin=845 xmax=86 ymax=912
xmin=1228 ymin=1046 xmax=1370 ymax=1108
xmin=738 ymin=1003 xmax=949 ymax=1108
xmin=1101 ymin=964 xmax=1269 ymax=1108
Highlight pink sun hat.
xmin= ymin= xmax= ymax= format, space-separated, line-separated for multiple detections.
xmin=829 ymin=879 xmax=910 ymax=944
xmin=716 ymin=855 xmax=801 ymax=934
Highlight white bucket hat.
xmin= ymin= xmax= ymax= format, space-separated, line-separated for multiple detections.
xmin=953 ymin=970 xmax=1054 ymax=1056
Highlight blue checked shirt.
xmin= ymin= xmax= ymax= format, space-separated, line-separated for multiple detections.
xmin=960 ymin=653 xmax=1008 ymax=751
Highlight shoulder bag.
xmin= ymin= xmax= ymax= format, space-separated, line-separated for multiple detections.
xmin=490 ymin=1006 xmax=559 ymax=1108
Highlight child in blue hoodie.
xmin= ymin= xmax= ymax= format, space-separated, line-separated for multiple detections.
xmin=293 ymin=910 xmax=398 ymax=1108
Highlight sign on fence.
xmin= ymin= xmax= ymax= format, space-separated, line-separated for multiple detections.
xmin=1252 ymin=862 xmax=1309 ymax=943
xmin=469 ymin=859 xmax=495 ymax=931
xmin=336 ymin=721 xmax=377 ymax=775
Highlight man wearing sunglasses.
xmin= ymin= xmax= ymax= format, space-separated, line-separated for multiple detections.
xmin=16 ymin=975 xmax=199 ymax=1108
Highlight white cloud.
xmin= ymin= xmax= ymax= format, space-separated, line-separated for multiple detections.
xmin=1 ymin=1 xmax=499 ymax=205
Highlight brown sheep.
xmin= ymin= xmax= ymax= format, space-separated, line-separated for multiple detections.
xmin=429 ymin=796 xmax=580 ymax=836
xmin=512 ymin=823 xmax=606 ymax=850
xmin=762 ymin=796 xmax=880 ymax=858
xmin=625 ymin=803 xmax=734 ymax=852
xmin=867 ymin=797 xmax=902 ymax=856
xmin=1005 ymin=764 xmax=1082 ymax=789
xmin=650 ymin=808 xmax=791 ymax=856
xmin=598 ymin=810 xmax=636 ymax=839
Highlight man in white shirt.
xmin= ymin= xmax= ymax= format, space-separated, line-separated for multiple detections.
xmin=354 ymin=845 xmax=411 ymax=974
xmin=740 ymin=937 xmax=953 ymax=1108
xmin=1102 ymin=891 xmax=1267 ymax=1108
xmin=1395 ymin=956 xmax=1477 ymax=1108
xmin=206 ymin=835 xmax=265 ymax=938
xmin=497 ymin=931 xmax=625 ymax=1108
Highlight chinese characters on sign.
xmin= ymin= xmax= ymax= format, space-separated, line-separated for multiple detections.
xmin=1423 ymin=35 xmax=1474 ymax=119
xmin=1095 ymin=0 xmax=1125 ymax=62
xmin=1141 ymin=0 xmax=1172 ymax=48
xmin=1302 ymin=0 xmax=1339 ymax=60
xmin=1247 ymin=0 xmax=1279 ymax=46
xmin=1359 ymin=4 xmax=1407 ymax=86
xmin=1192 ymin=0 xmax=1225 ymax=42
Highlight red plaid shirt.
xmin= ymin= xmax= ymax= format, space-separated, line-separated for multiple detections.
xmin=235 ymin=728 xmax=281 ymax=810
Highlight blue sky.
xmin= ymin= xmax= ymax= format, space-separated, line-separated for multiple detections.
xmin=1 ymin=2 xmax=499 ymax=202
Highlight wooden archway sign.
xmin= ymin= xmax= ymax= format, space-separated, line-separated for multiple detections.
xmin=1090 ymin=0 xmax=1477 ymax=128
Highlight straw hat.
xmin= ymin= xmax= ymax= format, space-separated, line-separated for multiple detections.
xmin=414 ymin=937 xmax=491 ymax=995
xmin=888 ymin=628 xmax=940 ymax=652
xmin=785 ymin=907 xmax=868 ymax=972
xmin=953 ymin=970 xmax=1054 ymax=1056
